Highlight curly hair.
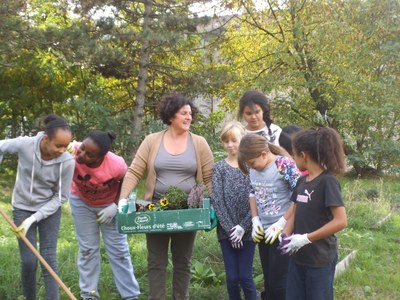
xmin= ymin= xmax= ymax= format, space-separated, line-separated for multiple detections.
xmin=157 ymin=94 xmax=198 ymax=125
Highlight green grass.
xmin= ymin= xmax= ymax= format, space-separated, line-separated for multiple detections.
xmin=335 ymin=215 xmax=400 ymax=299
xmin=0 ymin=175 xmax=399 ymax=299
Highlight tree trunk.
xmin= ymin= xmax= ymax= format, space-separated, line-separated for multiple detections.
xmin=131 ymin=0 xmax=152 ymax=147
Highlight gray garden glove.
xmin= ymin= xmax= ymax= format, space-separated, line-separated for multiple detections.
xmin=97 ymin=203 xmax=117 ymax=224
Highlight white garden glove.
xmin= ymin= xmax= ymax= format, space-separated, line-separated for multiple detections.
xmin=229 ymin=225 xmax=245 ymax=243
xmin=231 ymin=240 xmax=243 ymax=249
xmin=264 ymin=216 xmax=287 ymax=244
xmin=118 ymin=198 xmax=128 ymax=213
xmin=251 ymin=216 xmax=265 ymax=243
xmin=281 ymin=233 xmax=311 ymax=255
xmin=97 ymin=203 xmax=117 ymax=224
xmin=15 ymin=215 xmax=36 ymax=236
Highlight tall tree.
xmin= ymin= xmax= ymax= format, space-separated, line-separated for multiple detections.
xmin=219 ymin=0 xmax=399 ymax=174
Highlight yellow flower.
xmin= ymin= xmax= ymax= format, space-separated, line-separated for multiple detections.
xmin=160 ymin=198 xmax=169 ymax=207
xmin=148 ymin=203 xmax=156 ymax=211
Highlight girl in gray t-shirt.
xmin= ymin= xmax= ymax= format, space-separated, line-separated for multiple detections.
xmin=238 ymin=133 xmax=301 ymax=300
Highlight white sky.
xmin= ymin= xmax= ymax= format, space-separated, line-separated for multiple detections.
xmin=190 ymin=0 xmax=269 ymax=17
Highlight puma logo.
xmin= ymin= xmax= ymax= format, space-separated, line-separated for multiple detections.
xmin=304 ymin=189 xmax=314 ymax=202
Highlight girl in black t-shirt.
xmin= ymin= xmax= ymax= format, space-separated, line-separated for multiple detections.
xmin=279 ymin=127 xmax=348 ymax=300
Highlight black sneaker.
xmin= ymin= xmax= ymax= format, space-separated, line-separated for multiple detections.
xmin=260 ymin=290 xmax=266 ymax=300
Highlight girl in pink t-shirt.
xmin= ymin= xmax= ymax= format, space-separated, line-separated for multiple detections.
xmin=69 ymin=131 xmax=140 ymax=300
xmin=71 ymin=140 xmax=126 ymax=207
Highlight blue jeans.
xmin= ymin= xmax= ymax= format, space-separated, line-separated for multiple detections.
xmin=258 ymin=239 xmax=289 ymax=300
xmin=220 ymin=239 xmax=257 ymax=300
xmin=13 ymin=207 xmax=61 ymax=300
xmin=69 ymin=194 xmax=140 ymax=300
xmin=285 ymin=255 xmax=337 ymax=300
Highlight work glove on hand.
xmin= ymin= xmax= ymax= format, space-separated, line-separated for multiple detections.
xmin=251 ymin=216 xmax=265 ymax=243
xmin=229 ymin=225 xmax=245 ymax=243
xmin=118 ymin=199 xmax=128 ymax=213
xmin=15 ymin=215 xmax=36 ymax=237
xmin=280 ymin=233 xmax=311 ymax=255
xmin=97 ymin=203 xmax=117 ymax=224
xmin=277 ymin=233 xmax=290 ymax=255
xmin=265 ymin=216 xmax=287 ymax=244
xmin=231 ymin=240 xmax=243 ymax=249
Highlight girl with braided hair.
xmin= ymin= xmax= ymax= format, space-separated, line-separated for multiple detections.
xmin=238 ymin=90 xmax=282 ymax=145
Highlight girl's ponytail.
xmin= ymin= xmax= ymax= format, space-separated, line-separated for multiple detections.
xmin=294 ymin=127 xmax=346 ymax=175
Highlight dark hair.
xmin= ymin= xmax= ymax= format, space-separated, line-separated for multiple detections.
xmin=238 ymin=134 xmax=290 ymax=174
xmin=43 ymin=114 xmax=71 ymax=139
xmin=238 ymin=90 xmax=273 ymax=135
xmin=87 ymin=130 xmax=116 ymax=156
xmin=158 ymin=94 xmax=198 ymax=125
xmin=279 ymin=124 xmax=302 ymax=155
xmin=292 ymin=127 xmax=346 ymax=175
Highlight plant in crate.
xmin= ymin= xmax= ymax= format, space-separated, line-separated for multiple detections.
xmin=187 ymin=183 xmax=208 ymax=208
xmin=148 ymin=184 xmax=208 ymax=211
xmin=151 ymin=186 xmax=188 ymax=210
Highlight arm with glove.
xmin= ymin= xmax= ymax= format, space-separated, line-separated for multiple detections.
xmin=279 ymin=205 xmax=347 ymax=255
xmin=99 ymin=170 xmax=127 ymax=224
xmin=15 ymin=215 xmax=37 ymax=236
xmin=278 ymin=205 xmax=309 ymax=255
xmin=249 ymin=196 xmax=264 ymax=243
xmin=264 ymin=202 xmax=295 ymax=244
xmin=229 ymin=224 xmax=245 ymax=248
xmin=230 ymin=203 xmax=253 ymax=249
xmin=97 ymin=203 xmax=118 ymax=224
xmin=211 ymin=165 xmax=236 ymax=234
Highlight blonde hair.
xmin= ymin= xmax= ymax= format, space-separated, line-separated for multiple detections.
xmin=220 ymin=120 xmax=245 ymax=142
xmin=238 ymin=134 xmax=290 ymax=174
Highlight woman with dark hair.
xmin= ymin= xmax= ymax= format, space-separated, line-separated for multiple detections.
xmin=69 ymin=130 xmax=140 ymax=300
xmin=119 ymin=94 xmax=214 ymax=300
xmin=238 ymin=90 xmax=282 ymax=145
xmin=0 ymin=114 xmax=75 ymax=300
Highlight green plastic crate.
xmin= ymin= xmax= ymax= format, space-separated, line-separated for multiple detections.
xmin=117 ymin=198 xmax=213 ymax=234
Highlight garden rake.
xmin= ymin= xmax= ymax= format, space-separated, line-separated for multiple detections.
xmin=0 ymin=207 xmax=77 ymax=300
